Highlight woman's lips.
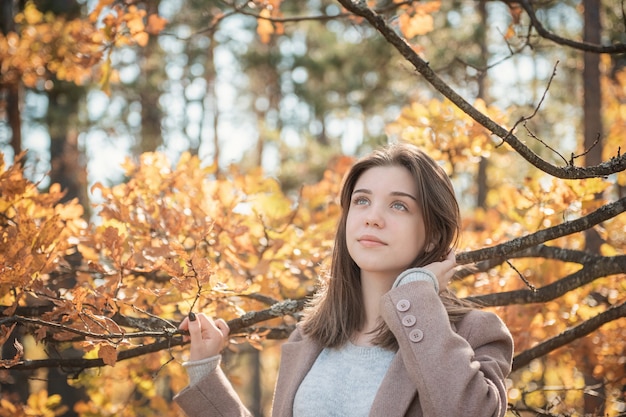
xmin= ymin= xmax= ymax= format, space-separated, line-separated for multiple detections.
xmin=358 ymin=235 xmax=386 ymax=247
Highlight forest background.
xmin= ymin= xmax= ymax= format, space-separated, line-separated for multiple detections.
xmin=1 ymin=0 xmax=626 ymax=416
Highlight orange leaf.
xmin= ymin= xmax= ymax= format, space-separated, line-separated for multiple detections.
xmin=0 ymin=324 xmax=17 ymax=346
xmin=133 ymin=31 xmax=149 ymax=47
xmin=98 ymin=343 xmax=118 ymax=366
xmin=504 ymin=24 xmax=516 ymax=40
xmin=146 ymin=14 xmax=168 ymax=35
xmin=400 ymin=12 xmax=434 ymax=38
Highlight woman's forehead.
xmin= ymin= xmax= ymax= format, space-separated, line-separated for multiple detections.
xmin=353 ymin=166 xmax=417 ymax=192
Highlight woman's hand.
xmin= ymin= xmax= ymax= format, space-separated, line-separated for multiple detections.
xmin=179 ymin=312 xmax=230 ymax=361
xmin=423 ymin=249 xmax=457 ymax=292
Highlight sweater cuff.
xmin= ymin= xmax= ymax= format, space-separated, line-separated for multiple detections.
xmin=183 ymin=355 xmax=221 ymax=386
xmin=393 ymin=268 xmax=439 ymax=293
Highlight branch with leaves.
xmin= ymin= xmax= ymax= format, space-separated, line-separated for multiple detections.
xmin=0 ymin=298 xmax=305 ymax=371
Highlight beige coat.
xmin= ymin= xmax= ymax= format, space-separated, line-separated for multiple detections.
xmin=174 ymin=281 xmax=514 ymax=417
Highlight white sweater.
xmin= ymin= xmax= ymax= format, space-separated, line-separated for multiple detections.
xmin=293 ymin=342 xmax=395 ymax=417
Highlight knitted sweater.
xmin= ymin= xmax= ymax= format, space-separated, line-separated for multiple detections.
xmin=293 ymin=342 xmax=395 ymax=417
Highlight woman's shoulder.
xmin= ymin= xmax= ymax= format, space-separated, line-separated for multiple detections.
xmin=286 ymin=322 xmax=306 ymax=342
xmin=456 ymin=308 xmax=512 ymax=340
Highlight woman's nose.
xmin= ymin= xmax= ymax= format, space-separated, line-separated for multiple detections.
xmin=365 ymin=209 xmax=384 ymax=227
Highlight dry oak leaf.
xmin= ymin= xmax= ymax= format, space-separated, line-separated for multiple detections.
xmin=98 ymin=343 xmax=118 ymax=366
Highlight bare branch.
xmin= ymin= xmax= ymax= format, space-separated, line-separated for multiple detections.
xmin=516 ymin=0 xmax=626 ymax=53
xmin=457 ymin=197 xmax=626 ymax=264
xmin=226 ymin=299 xmax=306 ymax=333
xmin=469 ymin=255 xmax=626 ymax=306
xmin=334 ymin=0 xmax=626 ymax=179
xmin=512 ymin=300 xmax=626 ymax=371
xmin=456 ymin=245 xmax=603 ymax=278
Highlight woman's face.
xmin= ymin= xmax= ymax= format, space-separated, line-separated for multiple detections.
xmin=345 ymin=165 xmax=428 ymax=281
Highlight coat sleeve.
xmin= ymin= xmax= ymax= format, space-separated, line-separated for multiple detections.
xmin=173 ymin=365 xmax=252 ymax=417
xmin=380 ymin=281 xmax=513 ymax=417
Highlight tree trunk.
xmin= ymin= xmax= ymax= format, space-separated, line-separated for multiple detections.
xmin=203 ymin=30 xmax=220 ymax=174
xmin=475 ymin=0 xmax=489 ymax=210
xmin=47 ymin=82 xmax=89 ymax=210
xmin=1 ymin=0 xmax=22 ymax=157
xmin=43 ymin=2 xmax=90 ymax=413
xmin=583 ymin=0 xmax=602 ymax=169
xmin=582 ymin=1 xmax=605 ymax=414
xmin=581 ymin=2 xmax=604 ymax=254
xmin=138 ymin=0 xmax=163 ymax=154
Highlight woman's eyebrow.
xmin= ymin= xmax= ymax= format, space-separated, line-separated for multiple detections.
xmin=353 ymin=188 xmax=417 ymax=202
xmin=390 ymin=191 xmax=417 ymax=201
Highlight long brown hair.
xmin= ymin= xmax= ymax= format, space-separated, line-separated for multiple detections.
xmin=301 ymin=142 xmax=474 ymax=350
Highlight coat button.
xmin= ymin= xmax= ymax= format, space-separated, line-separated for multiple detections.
xmin=396 ymin=299 xmax=410 ymax=312
xmin=409 ymin=329 xmax=424 ymax=343
xmin=402 ymin=315 xmax=416 ymax=327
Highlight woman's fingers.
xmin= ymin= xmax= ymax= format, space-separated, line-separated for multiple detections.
xmin=178 ymin=316 xmax=190 ymax=341
xmin=215 ymin=318 xmax=230 ymax=337
xmin=423 ymin=249 xmax=458 ymax=292
xmin=186 ymin=312 xmax=204 ymax=342
xmin=185 ymin=312 xmax=230 ymax=361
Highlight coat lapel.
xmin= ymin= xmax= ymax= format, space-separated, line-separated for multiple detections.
xmin=272 ymin=332 xmax=323 ymax=417
xmin=369 ymin=352 xmax=419 ymax=417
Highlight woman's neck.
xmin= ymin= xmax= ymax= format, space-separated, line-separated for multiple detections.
xmin=353 ymin=272 xmax=395 ymax=346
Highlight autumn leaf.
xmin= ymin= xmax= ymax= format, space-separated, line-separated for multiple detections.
xmin=124 ymin=6 xmax=146 ymax=33
xmin=98 ymin=343 xmax=118 ymax=366
xmin=146 ymin=14 xmax=168 ymax=35
xmin=21 ymin=2 xmax=44 ymax=25
xmin=399 ymin=12 xmax=434 ymax=38
xmin=504 ymin=23 xmax=516 ymax=40
xmin=132 ymin=31 xmax=149 ymax=47
xmin=0 ymin=324 xmax=17 ymax=345
xmin=24 ymin=391 xmax=68 ymax=416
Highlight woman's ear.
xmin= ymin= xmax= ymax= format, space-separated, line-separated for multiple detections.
xmin=424 ymin=242 xmax=436 ymax=253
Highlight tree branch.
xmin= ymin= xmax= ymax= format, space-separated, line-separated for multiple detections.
xmin=457 ymin=197 xmax=626 ymax=264
xmin=512 ymin=300 xmax=626 ymax=371
xmin=456 ymin=245 xmax=603 ymax=278
xmin=470 ymin=255 xmax=626 ymax=306
xmin=334 ymin=0 xmax=626 ymax=179
xmin=516 ymin=0 xmax=626 ymax=53
xmin=1 ymin=298 xmax=306 ymax=371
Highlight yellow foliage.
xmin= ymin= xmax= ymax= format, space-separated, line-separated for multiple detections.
xmin=24 ymin=391 xmax=68 ymax=417
xmin=1 ymin=0 xmax=167 ymax=92
xmin=20 ymin=2 xmax=44 ymax=25
xmin=0 ymin=154 xmax=86 ymax=304
xmin=398 ymin=1 xmax=440 ymax=38
xmin=387 ymin=98 xmax=509 ymax=174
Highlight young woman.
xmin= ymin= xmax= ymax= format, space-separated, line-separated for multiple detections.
xmin=174 ymin=143 xmax=514 ymax=417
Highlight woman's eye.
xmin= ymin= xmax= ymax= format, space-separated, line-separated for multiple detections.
xmin=392 ymin=202 xmax=408 ymax=211
xmin=353 ymin=196 xmax=369 ymax=205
